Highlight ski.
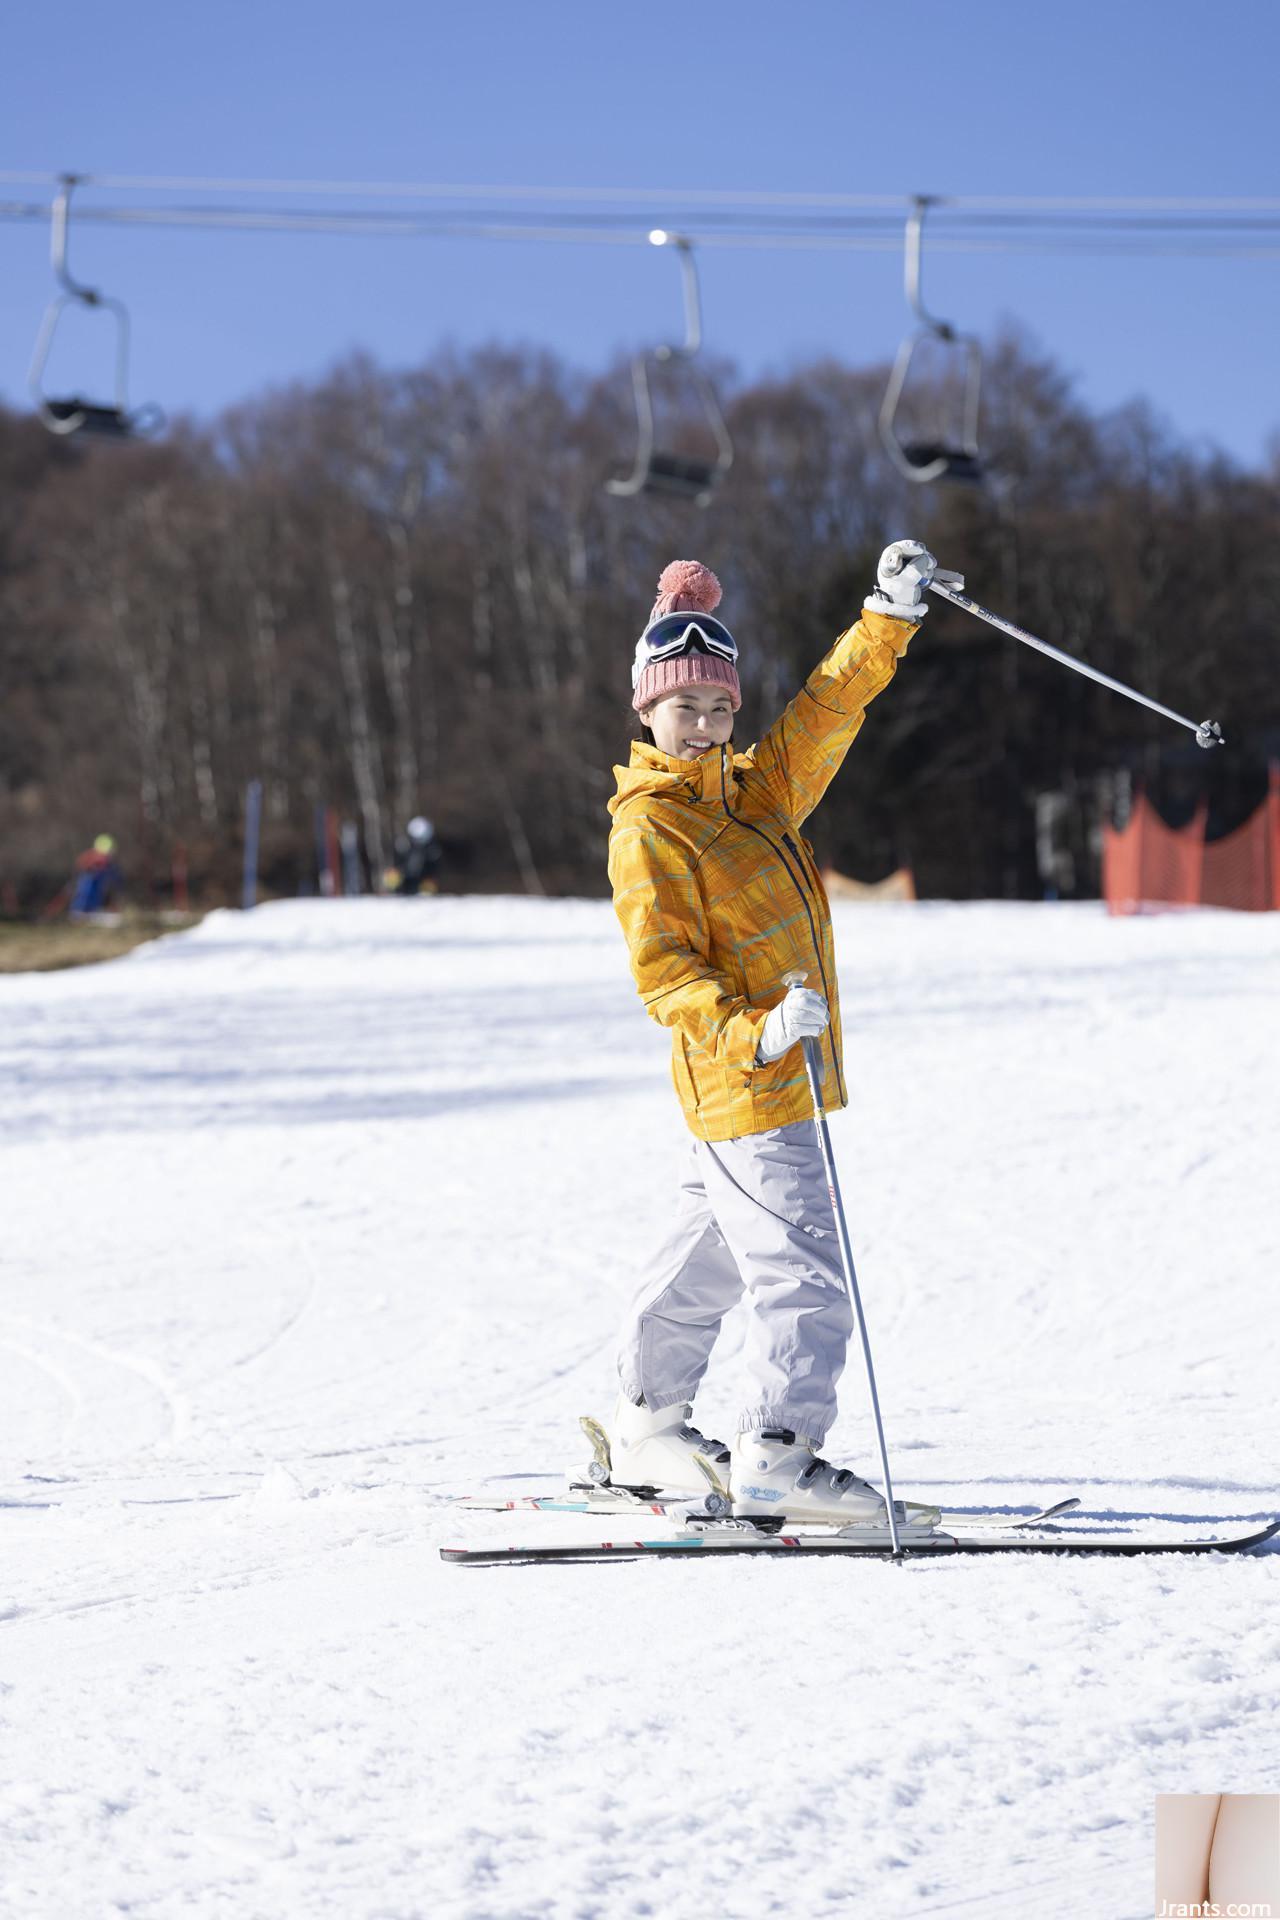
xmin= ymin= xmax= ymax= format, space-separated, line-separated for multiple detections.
xmin=450 ymin=1489 xmax=1083 ymax=1533
xmin=440 ymin=1517 xmax=1280 ymax=1568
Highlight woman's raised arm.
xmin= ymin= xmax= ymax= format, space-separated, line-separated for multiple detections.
xmin=744 ymin=607 xmax=918 ymax=826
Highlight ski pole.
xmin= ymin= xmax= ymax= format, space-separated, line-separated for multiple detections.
xmin=782 ymin=969 xmax=904 ymax=1557
xmin=921 ymin=575 xmax=1225 ymax=750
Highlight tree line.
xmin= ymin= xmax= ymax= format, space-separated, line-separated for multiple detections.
xmin=1 ymin=331 xmax=1277 ymax=909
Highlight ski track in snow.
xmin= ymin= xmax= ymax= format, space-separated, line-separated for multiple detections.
xmin=1 ymin=896 xmax=1277 ymax=1920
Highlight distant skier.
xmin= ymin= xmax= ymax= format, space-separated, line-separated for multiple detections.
xmin=390 ymin=817 xmax=442 ymax=896
xmin=67 ymin=834 xmax=122 ymax=918
xmin=605 ymin=552 xmax=932 ymax=1526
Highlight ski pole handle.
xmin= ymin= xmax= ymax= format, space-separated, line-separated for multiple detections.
xmin=781 ymin=968 xmax=826 ymax=1119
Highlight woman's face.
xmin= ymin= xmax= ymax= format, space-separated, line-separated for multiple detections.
xmin=642 ymin=683 xmax=735 ymax=760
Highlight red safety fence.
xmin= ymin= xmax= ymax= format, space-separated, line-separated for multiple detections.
xmin=1103 ymin=764 xmax=1280 ymax=913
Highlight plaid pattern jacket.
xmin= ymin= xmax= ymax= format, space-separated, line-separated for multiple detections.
xmin=608 ymin=609 xmax=917 ymax=1142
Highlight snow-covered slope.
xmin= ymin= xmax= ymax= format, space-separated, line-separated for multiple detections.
xmin=2 ymin=897 xmax=1276 ymax=1919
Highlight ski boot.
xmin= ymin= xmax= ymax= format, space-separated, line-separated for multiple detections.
xmin=578 ymin=1397 xmax=731 ymax=1499
xmin=727 ymin=1430 xmax=940 ymax=1534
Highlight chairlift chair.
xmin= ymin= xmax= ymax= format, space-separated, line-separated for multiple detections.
xmin=879 ymin=197 xmax=983 ymax=485
xmin=607 ymin=232 xmax=733 ymax=508
xmin=28 ymin=175 xmax=164 ymax=440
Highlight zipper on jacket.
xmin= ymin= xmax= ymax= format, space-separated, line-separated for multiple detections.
xmin=719 ymin=754 xmax=847 ymax=1109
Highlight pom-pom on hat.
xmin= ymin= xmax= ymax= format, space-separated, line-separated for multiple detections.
xmin=648 ymin=559 xmax=721 ymax=622
xmin=632 ymin=559 xmax=742 ymax=714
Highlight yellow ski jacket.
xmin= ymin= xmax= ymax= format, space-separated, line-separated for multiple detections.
xmin=607 ymin=609 xmax=918 ymax=1142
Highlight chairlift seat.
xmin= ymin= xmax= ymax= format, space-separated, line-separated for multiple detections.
xmin=43 ymin=397 xmax=138 ymax=439
xmin=644 ymin=450 xmax=721 ymax=501
xmin=900 ymin=441 xmax=985 ymax=485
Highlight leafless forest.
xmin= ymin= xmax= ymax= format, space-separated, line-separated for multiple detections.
xmin=2 ymin=331 xmax=1277 ymax=908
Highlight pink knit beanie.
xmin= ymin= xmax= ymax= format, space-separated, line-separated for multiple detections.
xmin=632 ymin=560 xmax=742 ymax=714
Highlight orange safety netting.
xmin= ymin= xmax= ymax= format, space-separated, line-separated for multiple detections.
xmin=1103 ymin=765 xmax=1280 ymax=913
xmin=821 ymin=866 xmax=917 ymax=903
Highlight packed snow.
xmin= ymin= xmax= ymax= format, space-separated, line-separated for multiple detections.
xmin=2 ymin=895 xmax=1277 ymax=1920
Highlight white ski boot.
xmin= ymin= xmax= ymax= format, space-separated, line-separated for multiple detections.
xmin=606 ymin=1395 xmax=731 ymax=1495
xmin=729 ymin=1429 xmax=937 ymax=1531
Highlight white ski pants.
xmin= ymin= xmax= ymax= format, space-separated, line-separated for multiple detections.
xmin=616 ymin=1118 xmax=854 ymax=1444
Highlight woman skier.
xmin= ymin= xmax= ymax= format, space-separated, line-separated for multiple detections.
xmin=604 ymin=547 xmax=936 ymax=1528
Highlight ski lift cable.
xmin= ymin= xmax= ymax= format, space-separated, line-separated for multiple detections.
xmin=3 ymin=171 xmax=1280 ymax=218
xmin=0 ymin=170 xmax=912 ymax=207
xmin=3 ymin=200 xmax=1280 ymax=257
xmin=6 ymin=172 xmax=1280 ymax=249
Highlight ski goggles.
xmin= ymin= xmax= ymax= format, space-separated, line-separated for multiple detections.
xmin=632 ymin=612 xmax=738 ymax=686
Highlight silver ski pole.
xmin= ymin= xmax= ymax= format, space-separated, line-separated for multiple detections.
xmin=782 ymin=970 xmax=904 ymax=1557
xmin=924 ymin=577 xmax=1225 ymax=750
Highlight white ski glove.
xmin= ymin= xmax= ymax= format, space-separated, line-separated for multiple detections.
xmin=864 ymin=539 xmax=938 ymax=622
xmin=756 ymin=986 xmax=830 ymax=1065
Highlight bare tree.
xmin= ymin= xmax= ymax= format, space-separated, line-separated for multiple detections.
xmin=1 ymin=332 xmax=1276 ymax=909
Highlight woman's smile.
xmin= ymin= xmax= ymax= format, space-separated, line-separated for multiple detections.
xmin=642 ymin=686 xmax=736 ymax=758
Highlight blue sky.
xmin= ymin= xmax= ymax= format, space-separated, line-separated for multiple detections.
xmin=2 ymin=0 xmax=1278 ymax=467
